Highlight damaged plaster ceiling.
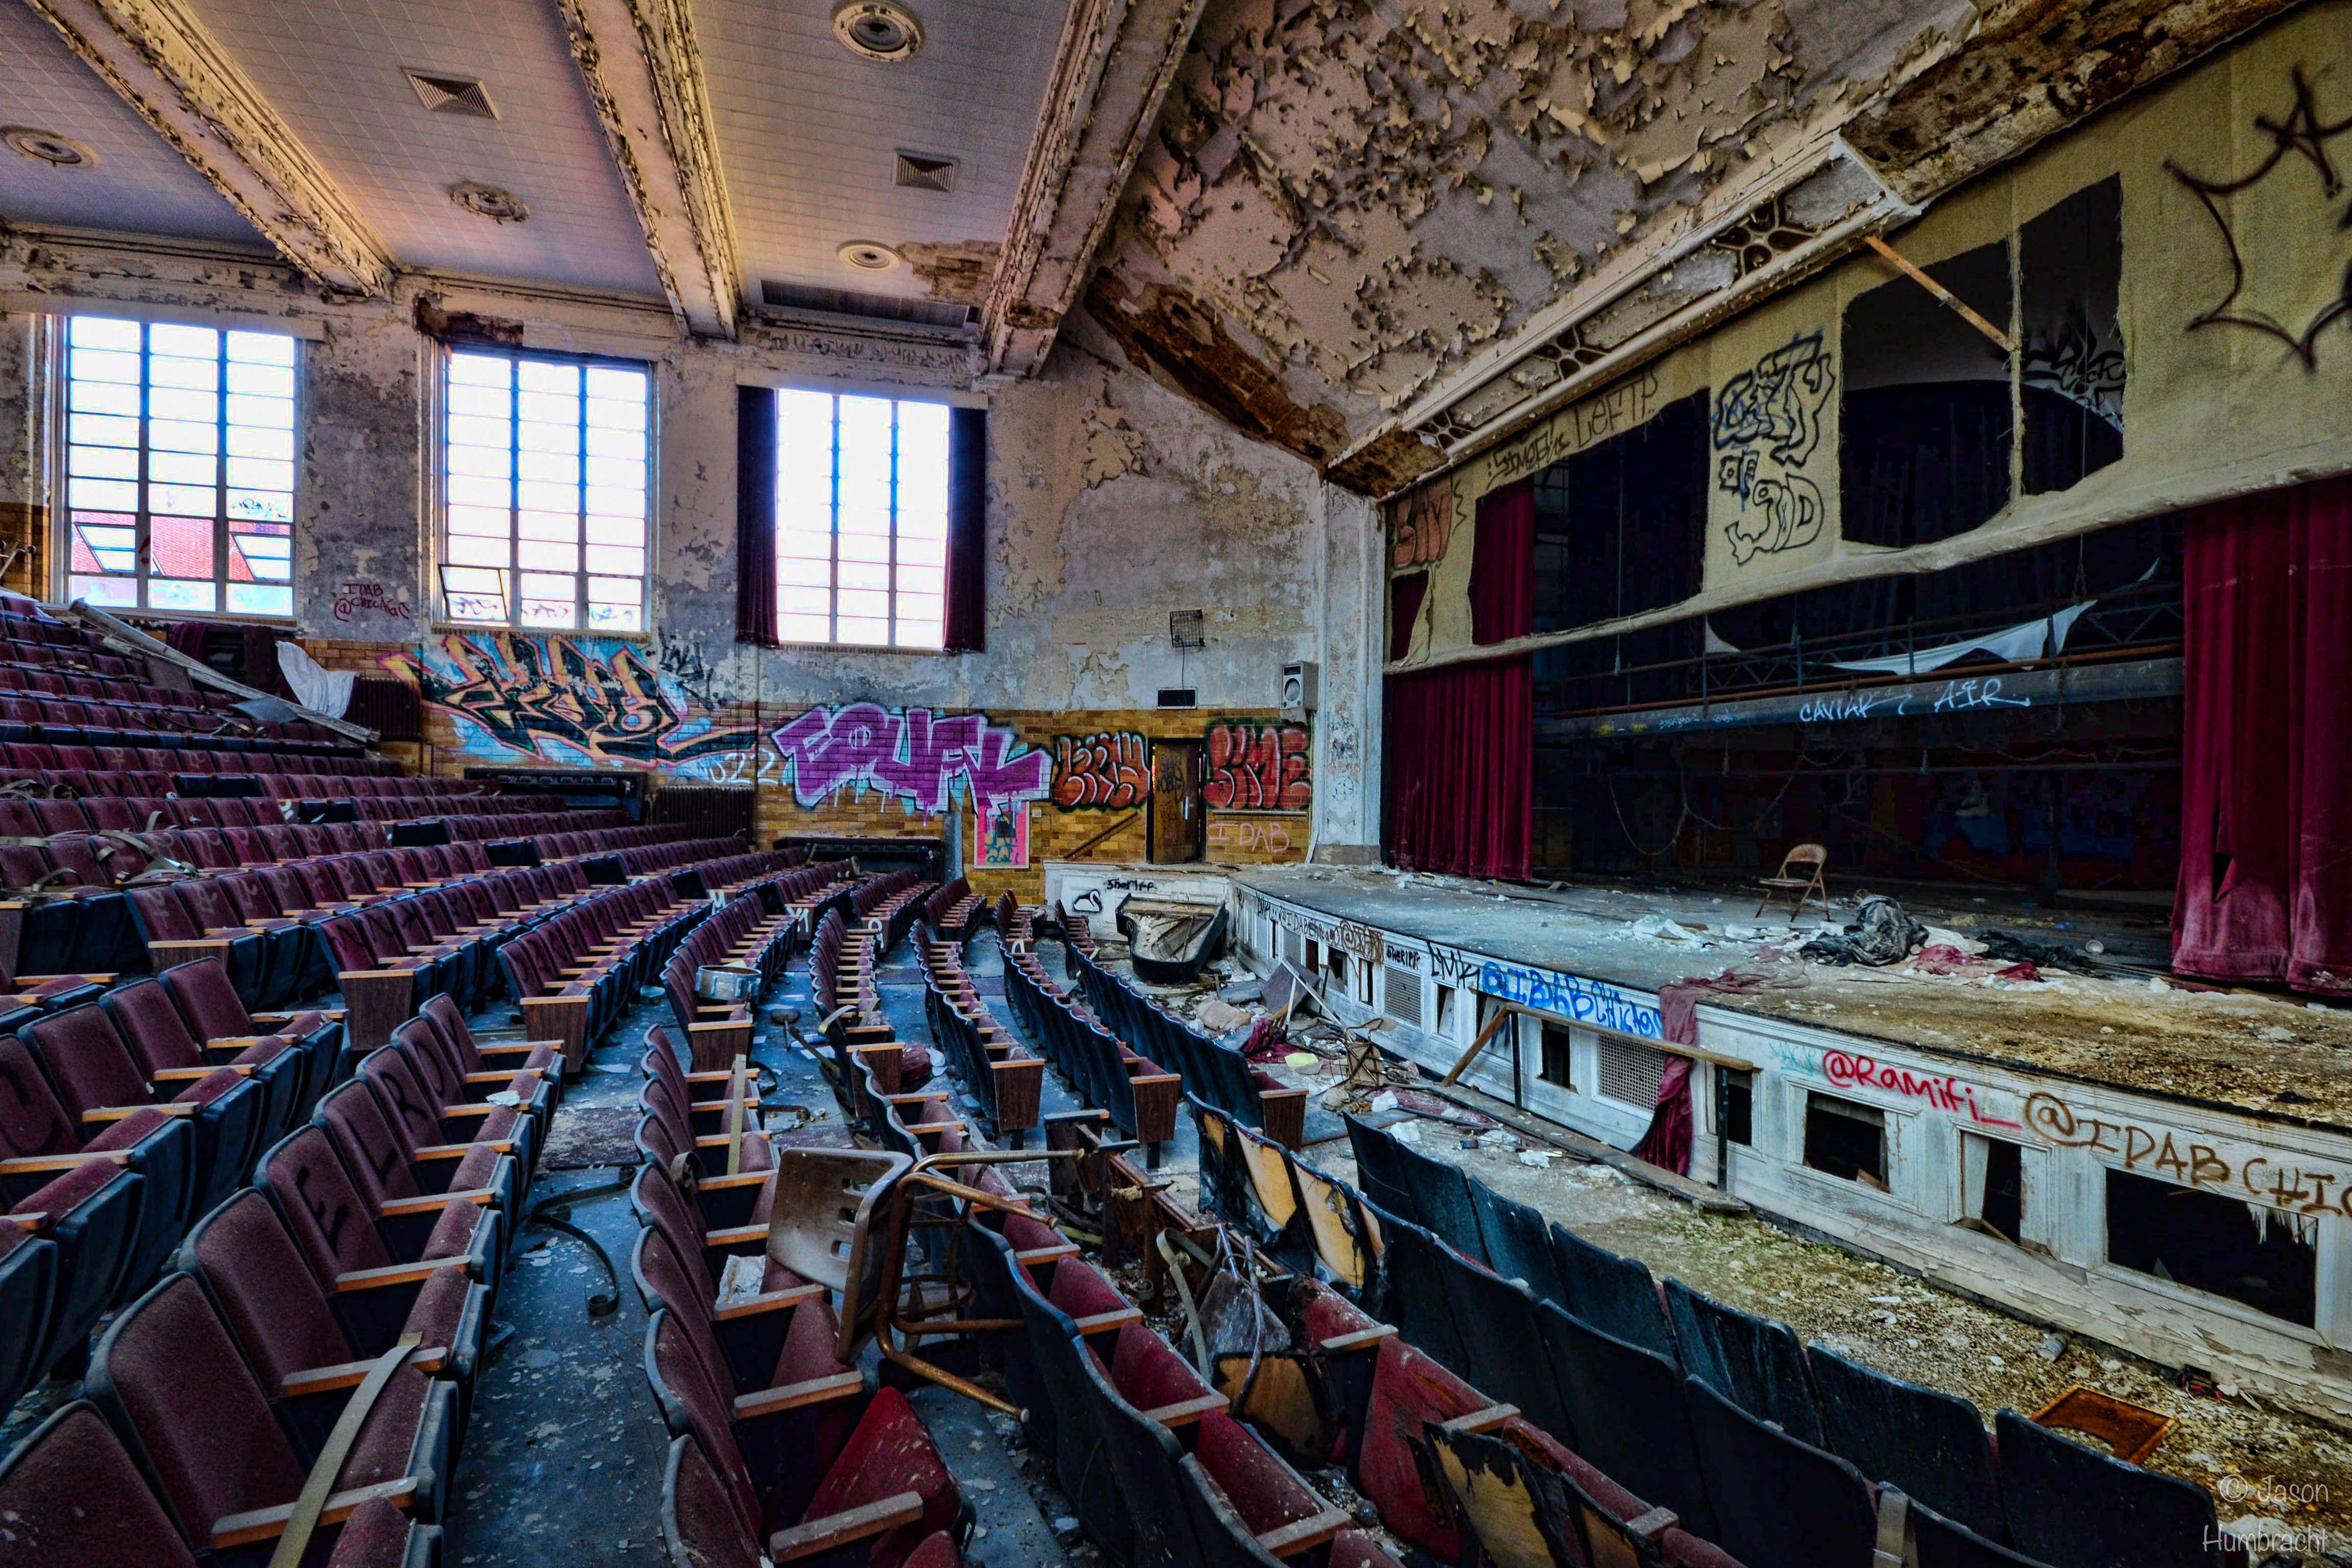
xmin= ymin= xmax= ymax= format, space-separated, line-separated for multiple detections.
xmin=1081 ymin=0 xmax=2299 ymax=491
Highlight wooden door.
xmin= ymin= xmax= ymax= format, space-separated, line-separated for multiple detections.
xmin=1147 ymin=740 xmax=1206 ymax=863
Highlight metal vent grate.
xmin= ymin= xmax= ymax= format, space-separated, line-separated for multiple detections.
xmin=1596 ymin=1035 xmax=1667 ymax=1108
xmin=1383 ymin=965 xmax=1423 ymax=1028
xmin=894 ymin=151 xmax=958 ymax=191
xmin=407 ymin=71 xmax=498 ymax=119
xmin=758 ymin=280 xmax=973 ymax=330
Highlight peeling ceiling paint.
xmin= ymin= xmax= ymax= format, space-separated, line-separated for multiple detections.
xmin=1092 ymin=0 xmax=1982 ymax=465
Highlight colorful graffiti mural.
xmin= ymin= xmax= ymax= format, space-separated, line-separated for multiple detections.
xmin=1051 ymin=732 xmax=1150 ymax=809
xmin=400 ymin=632 xmax=757 ymax=772
xmin=1204 ymin=719 xmax=1311 ymax=812
xmin=770 ymin=704 xmax=1051 ymax=814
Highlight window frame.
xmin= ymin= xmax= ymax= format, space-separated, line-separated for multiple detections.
xmin=50 ymin=311 xmax=302 ymax=620
xmin=433 ymin=342 xmax=656 ymax=636
xmin=771 ymin=386 xmax=951 ymax=651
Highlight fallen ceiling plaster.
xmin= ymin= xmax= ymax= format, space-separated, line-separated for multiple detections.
xmin=902 ymin=238 xmax=1004 ymax=305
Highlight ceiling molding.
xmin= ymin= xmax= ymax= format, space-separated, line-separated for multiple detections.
xmin=21 ymin=0 xmax=397 ymax=297
xmin=981 ymin=0 xmax=1207 ymax=378
xmin=554 ymin=0 xmax=742 ymax=339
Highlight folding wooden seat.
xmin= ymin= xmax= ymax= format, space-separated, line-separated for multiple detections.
xmin=418 ymin=990 xmax=559 ymax=1096
xmin=178 ymin=827 xmax=240 ymax=869
xmin=1684 ymin=1375 xmax=1877 ymax=1568
xmin=1995 ymin=1408 xmax=2230 ymax=1568
xmin=24 ymin=1001 xmax=263 ymax=1216
xmin=1421 ymin=1417 xmax=1745 ymax=1568
xmin=1664 ymin=1279 xmax=1823 ymax=1447
xmin=1906 ymin=1498 xmax=2052 ymax=1566
xmin=211 ymin=797 xmax=260 ymax=829
xmin=320 ymin=1072 xmax=516 ymax=1250
xmin=160 ymin=954 xmax=344 ymax=1084
xmin=178 ymin=876 xmax=305 ymax=1008
xmin=82 ymin=794 xmax=145 ymax=832
xmin=86 ymin=1273 xmax=456 ymax=1555
xmin=102 ymin=976 xmax=310 ymax=1144
xmin=389 ymin=1016 xmax=549 ymax=1156
xmin=50 ymin=745 xmax=102 ymax=772
xmin=165 ymin=797 xmax=217 ymax=829
xmin=632 ymin=1219 xmax=852 ymax=1415
xmin=646 ymin=1323 xmax=964 ymax=1566
xmin=125 ymin=884 xmax=268 ymax=1003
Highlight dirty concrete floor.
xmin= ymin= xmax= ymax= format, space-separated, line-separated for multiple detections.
xmin=1314 ymin=1117 xmax=2352 ymax=1549
xmin=439 ymin=930 xmax=1082 ymax=1568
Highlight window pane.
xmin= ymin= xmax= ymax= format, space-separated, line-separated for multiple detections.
xmin=520 ymin=571 xmax=576 ymax=599
xmin=445 ymin=533 xmax=508 ymax=566
xmin=149 ymin=388 xmax=219 ymax=425
xmin=227 ymin=583 xmax=293 ymax=616
xmin=70 ymin=347 xmax=142 ymax=384
xmin=449 ymin=504 xmax=510 ymax=537
xmin=226 ymin=361 xmax=294 ymax=397
xmin=446 ymin=444 xmax=510 ymax=479
xmin=586 ymin=575 xmax=638 ymax=604
xmin=518 ymin=420 xmax=579 ymax=455
xmin=69 ymin=316 xmax=141 ymax=350
xmin=517 ymin=510 xmax=576 ymax=542
xmin=584 ymin=366 xmax=644 ymax=402
xmin=518 ymin=360 xmax=580 ymax=395
xmin=148 ymin=323 xmax=216 ymax=358
xmin=447 ymin=474 xmax=512 ymax=509
xmin=67 ymin=477 xmax=139 ymax=511
xmin=69 ymin=380 xmax=139 ymax=416
xmin=226 ymin=425 xmax=293 ymax=460
xmin=779 ymin=585 xmax=830 ymax=616
xmin=517 ymin=480 xmax=579 ymax=514
xmin=584 ymin=486 xmax=643 ymax=520
xmin=148 ymin=354 xmax=218 ymax=391
xmin=518 ymin=449 xmax=580 ymax=484
xmin=838 ymin=589 xmax=889 ymax=622
xmin=152 ymin=451 xmax=218 ymax=486
xmin=838 ymin=531 xmax=890 ymax=564
xmin=69 ymin=412 xmax=139 ymax=448
xmin=584 ymin=544 xmax=643 ymax=576
xmin=68 ymin=446 xmax=139 ymax=480
xmin=226 ymin=394 xmax=292 ymax=429
xmin=898 ymin=533 xmax=946 ymax=569
xmin=839 ymin=558 xmax=890 ymax=591
xmin=584 ymin=514 xmax=644 ymax=547
xmin=151 ymin=483 xmax=217 ymax=516
xmin=517 ymin=539 xmax=578 ymax=571
xmin=228 ymin=491 xmax=292 ymax=523
xmin=520 ymin=599 xmax=575 ymax=628
xmin=838 ymin=617 xmax=890 ymax=646
xmin=230 ymin=522 xmax=292 ymax=582
xmin=779 ymin=614 xmax=830 ymax=641
xmin=585 ymin=397 xmax=646 ymax=432
xmin=227 ymin=330 xmax=295 ymax=365
xmin=587 ymin=602 xmax=643 ymax=631
xmin=150 ymin=579 xmax=216 ymax=612
xmin=148 ymin=419 xmax=217 ymax=454
xmin=584 ymin=455 xmax=643 ymax=489
xmin=70 ymin=574 xmax=139 ymax=605
xmin=447 ymin=414 xmax=510 ymax=450
xmin=151 ymin=514 xmax=214 ymax=578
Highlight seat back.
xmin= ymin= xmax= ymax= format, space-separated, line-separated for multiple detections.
xmin=1683 ymin=1374 xmax=1877 ymax=1568
xmin=1537 ymin=1298 xmax=1714 ymax=1540
xmin=1664 ymin=1279 xmax=1823 ymax=1447
xmin=255 ymin=1125 xmax=395 ymax=1282
xmin=1810 ymin=1342 xmax=2005 ymax=1542
xmin=1551 ymin=1221 xmax=1678 ymax=1360
xmin=179 ymin=1187 xmax=352 ymax=1389
xmin=0 ymin=1401 xmax=202 ymax=1568
xmin=1995 ymin=1409 xmax=2227 ymax=1568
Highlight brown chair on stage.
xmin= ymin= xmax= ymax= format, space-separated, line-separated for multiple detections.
xmin=1755 ymin=842 xmax=1829 ymax=921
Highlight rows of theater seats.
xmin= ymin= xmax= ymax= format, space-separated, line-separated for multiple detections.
xmin=655 ymin=856 xmax=856 ymax=1069
xmin=0 ymin=593 xmax=347 ymax=749
xmin=0 ymin=824 xmax=783 ymax=1567
xmin=1000 ymin=935 xmax=1176 ymax=1158
xmin=1194 ymin=1099 xmax=2238 ymax=1568
xmin=912 ymin=923 xmax=1044 ymax=1147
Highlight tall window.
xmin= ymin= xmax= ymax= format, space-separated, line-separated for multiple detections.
xmin=440 ymin=350 xmax=649 ymax=632
xmin=776 ymin=390 xmax=947 ymax=647
xmin=62 ymin=314 xmax=296 ymax=616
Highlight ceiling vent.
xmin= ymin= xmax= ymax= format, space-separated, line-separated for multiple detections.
xmin=833 ymin=0 xmax=923 ymax=62
xmin=836 ymin=239 xmax=902 ymax=273
xmin=894 ymin=152 xmax=957 ymax=193
xmin=450 ymin=182 xmax=529 ymax=223
xmin=407 ymin=71 xmax=499 ymax=120
xmin=760 ymin=280 xmax=974 ymax=332
xmin=4 ymin=128 xmax=97 ymax=168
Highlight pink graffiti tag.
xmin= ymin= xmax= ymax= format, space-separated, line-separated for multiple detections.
xmin=772 ymin=704 xmax=1049 ymax=815
xmin=1822 ymin=1050 xmax=2022 ymax=1128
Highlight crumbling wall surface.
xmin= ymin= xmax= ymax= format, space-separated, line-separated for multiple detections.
xmin=297 ymin=315 xmax=424 ymax=641
xmin=1091 ymin=0 xmax=1980 ymax=463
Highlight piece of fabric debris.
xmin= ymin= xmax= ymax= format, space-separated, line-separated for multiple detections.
xmin=715 ymin=1252 xmax=766 ymax=1308
xmin=1240 ymin=1016 xmax=1289 ymax=1063
xmin=1977 ymin=928 xmax=2092 ymax=972
xmin=1800 ymin=895 xmax=1928 ymax=967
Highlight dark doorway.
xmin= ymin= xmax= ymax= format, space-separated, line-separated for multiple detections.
xmin=1148 ymin=739 xmax=1205 ymax=864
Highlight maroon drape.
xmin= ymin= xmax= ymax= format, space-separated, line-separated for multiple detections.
xmin=1470 ymin=478 xmax=1534 ymax=644
xmin=2174 ymin=474 xmax=2352 ymax=994
xmin=1387 ymin=482 xmax=1535 ymax=880
xmin=1389 ymin=572 xmax=1428 ymax=661
xmin=943 ymin=407 xmax=987 ymax=653
xmin=736 ymin=386 xmax=780 ymax=647
xmin=165 ymin=622 xmax=209 ymax=659
xmin=1630 ymin=1056 xmax=1694 ymax=1175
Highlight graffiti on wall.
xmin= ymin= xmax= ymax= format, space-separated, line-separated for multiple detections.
xmin=1207 ymin=815 xmax=1297 ymax=857
xmin=1052 ymin=732 xmax=1150 ymax=809
xmin=1390 ymin=474 xmax=1453 ymax=571
xmin=2170 ymin=67 xmax=2352 ymax=369
xmin=771 ymin=704 xmax=1051 ymax=815
xmin=1712 ymin=330 xmax=1833 ymax=564
xmin=1204 ymin=719 xmax=1312 ymax=812
xmin=402 ymin=632 xmax=757 ymax=771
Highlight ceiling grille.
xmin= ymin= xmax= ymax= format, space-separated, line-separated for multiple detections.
xmin=406 ymin=71 xmax=498 ymax=120
xmin=758 ymin=280 xmax=973 ymax=331
xmin=1383 ymin=965 xmax=1423 ymax=1028
xmin=894 ymin=151 xmax=958 ymax=192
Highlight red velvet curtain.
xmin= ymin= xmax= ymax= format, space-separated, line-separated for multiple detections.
xmin=734 ymin=386 xmax=779 ymax=647
xmin=1385 ymin=482 xmax=1534 ymax=880
xmin=943 ymin=407 xmax=987 ymax=653
xmin=2173 ymin=474 xmax=2352 ymax=995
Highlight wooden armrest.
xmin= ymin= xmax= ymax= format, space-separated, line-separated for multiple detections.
xmin=7 ymin=1211 xmax=46 ymax=1232
xmin=766 ymin=1491 xmax=924 ymax=1563
xmin=1072 ymin=1307 xmax=1142 ymax=1335
xmin=475 ymin=1038 xmax=564 ymax=1055
xmin=700 ymin=1172 xmax=771 ymax=1193
xmin=282 ymin=1346 xmax=446 ymax=1396
xmin=154 ymin=1064 xmax=253 ymax=1082
xmin=714 ymin=1284 xmax=823 ymax=1321
xmin=437 ymin=1104 xmax=497 ymax=1119
xmin=1622 ymin=1506 xmax=1680 ymax=1541
xmin=733 ymin=1370 xmax=867 ymax=1420
xmin=1141 ymin=1392 xmax=1229 ymax=1428
xmin=412 ymin=1139 xmax=513 ymax=1158
xmin=705 ymin=1223 xmax=766 ymax=1248
xmin=1014 ymin=1242 xmax=1080 ymax=1265
xmin=83 ymin=1102 xmax=198 ymax=1122
xmin=1255 ymin=1507 xmax=1350 ymax=1558
xmin=202 ymin=1036 xmax=281 ymax=1051
xmin=463 ymin=1068 xmax=542 ymax=1084
xmin=1129 ymin=1073 xmax=1181 ymax=1087
xmin=256 ymin=1009 xmax=345 ymax=1022
xmin=377 ymin=1188 xmax=495 ymax=1217
xmin=1 ymin=1149 xmax=132 ymax=1177
xmin=1439 ymin=1404 xmax=1520 ymax=1434
xmin=1315 ymin=1325 xmax=1397 ymax=1354
xmin=19 ymin=972 xmax=113 ymax=986
xmin=212 ymin=1478 xmax=417 ymax=1550
xmin=1258 ymin=1087 xmax=1310 ymax=1101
